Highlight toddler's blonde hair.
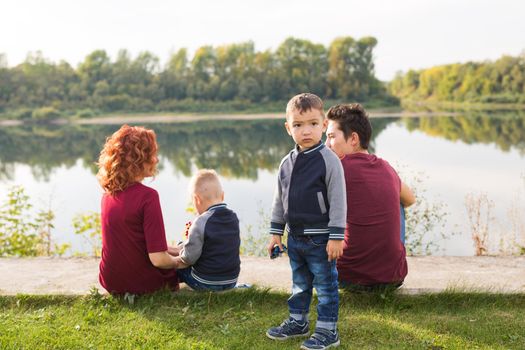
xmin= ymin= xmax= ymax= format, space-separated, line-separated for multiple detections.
xmin=189 ymin=169 xmax=223 ymax=201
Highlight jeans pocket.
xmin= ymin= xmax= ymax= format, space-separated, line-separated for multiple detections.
xmin=309 ymin=234 xmax=329 ymax=247
xmin=317 ymin=191 xmax=327 ymax=214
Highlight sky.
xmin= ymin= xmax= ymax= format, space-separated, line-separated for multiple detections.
xmin=1 ymin=0 xmax=524 ymax=81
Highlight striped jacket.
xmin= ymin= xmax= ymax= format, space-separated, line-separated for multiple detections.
xmin=270 ymin=142 xmax=347 ymax=240
xmin=180 ymin=203 xmax=240 ymax=285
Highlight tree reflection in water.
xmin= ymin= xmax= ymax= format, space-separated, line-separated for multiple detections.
xmin=1 ymin=113 xmax=523 ymax=182
xmin=0 ymin=118 xmax=396 ymax=180
xmin=402 ymin=112 xmax=525 ymax=155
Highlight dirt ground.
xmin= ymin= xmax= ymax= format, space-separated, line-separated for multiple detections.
xmin=1 ymin=256 xmax=524 ymax=295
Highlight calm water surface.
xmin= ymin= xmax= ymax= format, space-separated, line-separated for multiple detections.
xmin=0 ymin=112 xmax=523 ymax=255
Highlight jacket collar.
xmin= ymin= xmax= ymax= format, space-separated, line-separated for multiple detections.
xmin=206 ymin=203 xmax=227 ymax=212
xmin=293 ymin=141 xmax=324 ymax=156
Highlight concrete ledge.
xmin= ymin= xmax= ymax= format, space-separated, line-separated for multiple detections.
xmin=1 ymin=256 xmax=524 ymax=295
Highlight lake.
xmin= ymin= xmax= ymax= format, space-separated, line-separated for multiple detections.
xmin=0 ymin=111 xmax=524 ymax=256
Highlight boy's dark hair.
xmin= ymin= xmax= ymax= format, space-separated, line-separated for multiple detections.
xmin=286 ymin=93 xmax=324 ymax=118
xmin=326 ymin=103 xmax=372 ymax=149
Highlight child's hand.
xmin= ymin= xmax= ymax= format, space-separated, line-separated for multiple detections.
xmin=267 ymin=235 xmax=283 ymax=257
xmin=167 ymin=245 xmax=181 ymax=257
xmin=326 ymin=240 xmax=343 ymax=261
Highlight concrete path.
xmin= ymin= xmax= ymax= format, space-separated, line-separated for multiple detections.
xmin=1 ymin=256 xmax=524 ymax=295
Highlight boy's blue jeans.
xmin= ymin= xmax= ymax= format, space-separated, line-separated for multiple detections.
xmin=287 ymin=234 xmax=339 ymax=330
xmin=177 ymin=268 xmax=236 ymax=292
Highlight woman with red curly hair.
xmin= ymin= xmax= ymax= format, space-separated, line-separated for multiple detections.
xmin=97 ymin=124 xmax=179 ymax=294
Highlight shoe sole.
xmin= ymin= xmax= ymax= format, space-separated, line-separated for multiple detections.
xmin=266 ymin=331 xmax=309 ymax=341
xmin=300 ymin=339 xmax=341 ymax=350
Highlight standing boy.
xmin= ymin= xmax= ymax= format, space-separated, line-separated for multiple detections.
xmin=266 ymin=93 xmax=347 ymax=350
xmin=171 ymin=169 xmax=241 ymax=292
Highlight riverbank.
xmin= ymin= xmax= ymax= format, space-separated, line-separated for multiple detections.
xmin=1 ymin=256 xmax=524 ymax=295
xmin=72 ymin=110 xmax=452 ymax=125
xmin=3 ymin=100 xmax=524 ymax=127
xmin=0 ymin=110 xmax=461 ymax=127
xmin=400 ymin=100 xmax=525 ymax=111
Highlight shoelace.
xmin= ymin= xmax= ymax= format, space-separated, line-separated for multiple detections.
xmin=281 ymin=319 xmax=295 ymax=330
xmin=281 ymin=319 xmax=303 ymax=331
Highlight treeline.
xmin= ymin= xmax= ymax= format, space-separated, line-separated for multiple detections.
xmin=0 ymin=36 xmax=396 ymax=120
xmin=389 ymin=54 xmax=525 ymax=104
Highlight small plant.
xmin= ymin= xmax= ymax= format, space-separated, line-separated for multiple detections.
xmin=36 ymin=209 xmax=54 ymax=256
xmin=240 ymin=224 xmax=270 ymax=257
xmin=0 ymin=186 xmax=66 ymax=256
xmin=0 ymin=186 xmax=40 ymax=256
xmin=72 ymin=211 xmax=102 ymax=257
xmin=240 ymin=206 xmax=280 ymax=257
xmin=465 ymin=192 xmax=494 ymax=256
xmin=503 ymin=174 xmax=525 ymax=255
xmin=397 ymin=166 xmax=451 ymax=255
xmin=123 ymin=293 xmax=136 ymax=305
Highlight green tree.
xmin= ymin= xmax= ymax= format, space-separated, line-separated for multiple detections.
xmin=0 ymin=37 xmax=393 ymax=118
xmin=78 ymin=50 xmax=112 ymax=95
xmin=188 ymin=45 xmax=217 ymax=100
xmin=214 ymin=42 xmax=256 ymax=100
xmin=391 ymin=53 xmax=525 ymax=104
xmin=327 ymin=36 xmax=379 ymax=100
xmin=253 ymin=50 xmax=290 ymax=101
xmin=161 ymin=48 xmax=189 ymax=99
xmin=276 ymin=37 xmax=328 ymax=97
xmin=0 ymin=54 xmax=11 ymax=112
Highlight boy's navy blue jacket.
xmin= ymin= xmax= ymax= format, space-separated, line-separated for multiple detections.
xmin=180 ymin=203 xmax=240 ymax=285
xmin=270 ymin=142 xmax=347 ymax=240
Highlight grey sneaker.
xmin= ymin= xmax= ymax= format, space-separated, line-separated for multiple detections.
xmin=266 ymin=318 xmax=309 ymax=340
xmin=300 ymin=328 xmax=340 ymax=350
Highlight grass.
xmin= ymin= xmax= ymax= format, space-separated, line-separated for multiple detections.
xmin=0 ymin=288 xmax=524 ymax=349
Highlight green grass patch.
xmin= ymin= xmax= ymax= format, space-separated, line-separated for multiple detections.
xmin=1 ymin=289 xmax=524 ymax=349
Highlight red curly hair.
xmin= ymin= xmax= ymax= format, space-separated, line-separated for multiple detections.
xmin=97 ymin=125 xmax=158 ymax=195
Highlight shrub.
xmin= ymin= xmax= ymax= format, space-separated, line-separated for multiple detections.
xmin=396 ymin=166 xmax=451 ymax=255
xmin=100 ymin=94 xmax=132 ymax=112
xmin=0 ymin=186 xmax=67 ymax=256
xmin=75 ymin=108 xmax=97 ymax=118
xmin=72 ymin=211 xmax=102 ymax=257
xmin=13 ymin=108 xmax=34 ymax=120
xmin=478 ymin=94 xmax=520 ymax=104
xmin=31 ymin=106 xmax=61 ymax=121
xmin=128 ymin=97 xmax=154 ymax=112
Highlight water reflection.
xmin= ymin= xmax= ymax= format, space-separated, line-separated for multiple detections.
xmin=0 ymin=113 xmax=524 ymax=255
xmin=0 ymin=117 xmax=406 ymax=181
xmin=402 ymin=112 xmax=525 ymax=155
